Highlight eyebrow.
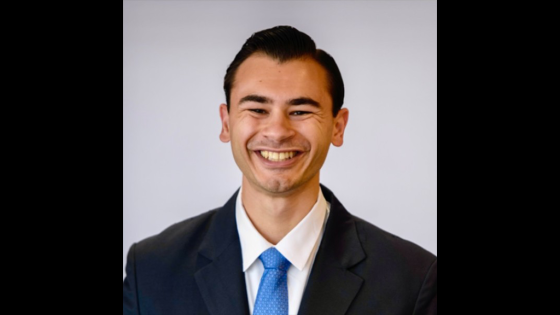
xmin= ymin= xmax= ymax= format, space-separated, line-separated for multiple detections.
xmin=239 ymin=94 xmax=272 ymax=105
xmin=288 ymin=97 xmax=320 ymax=107
xmin=238 ymin=94 xmax=320 ymax=107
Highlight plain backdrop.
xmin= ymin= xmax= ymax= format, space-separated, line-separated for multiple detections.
xmin=123 ymin=0 xmax=437 ymax=279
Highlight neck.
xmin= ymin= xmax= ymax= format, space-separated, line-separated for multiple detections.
xmin=241 ymin=177 xmax=320 ymax=245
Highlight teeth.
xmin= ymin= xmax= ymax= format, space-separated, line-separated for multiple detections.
xmin=260 ymin=150 xmax=297 ymax=162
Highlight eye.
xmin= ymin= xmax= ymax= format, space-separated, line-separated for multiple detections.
xmin=249 ymin=109 xmax=266 ymax=114
xmin=291 ymin=111 xmax=311 ymax=116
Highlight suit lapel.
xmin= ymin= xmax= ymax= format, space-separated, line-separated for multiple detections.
xmin=193 ymin=185 xmax=365 ymax=315
xmin=194 ymin=189 xmax=250 ymax=315
xmin=298 ymin=185 xmax=366 ymax=315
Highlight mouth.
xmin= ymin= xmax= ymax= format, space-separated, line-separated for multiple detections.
xmin=258 ymin=150 xmax=301 ymax=162
xmin=254 ymin=150 xmax=304 ymax=166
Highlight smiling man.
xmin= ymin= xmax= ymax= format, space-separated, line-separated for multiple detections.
xmin=123 ymin=26 xmax=437 ymax=315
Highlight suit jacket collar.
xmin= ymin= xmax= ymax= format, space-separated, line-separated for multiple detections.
xmin=195 ymin=185 xmax=366 ymax=315
xmin=195 ymin=188 xmax=250 ymax=315
xmin=297 ymin=184 xmax=366 ymax=315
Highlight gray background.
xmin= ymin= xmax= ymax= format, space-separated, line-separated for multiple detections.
xmin=123 ymin=0 xmax=437 ymax=279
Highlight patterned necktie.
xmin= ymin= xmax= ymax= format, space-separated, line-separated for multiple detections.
xmin=253 ymin=247 xmax=291 ymax=315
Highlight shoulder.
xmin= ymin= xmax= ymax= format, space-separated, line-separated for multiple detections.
xmin=132 ymin=208 xmax=220 ymax=263
xmin=352 ymin=214 xmax=436 ymax=264
xmin=347 ymin=215 xmax=437 ymax=314
xmin=322 ymin=184 xmax=436 ymax=270
xmin=350 ymin=214 xmax=436 ymax=289
xmin=123 ymin=206 xmax=232 ymax=313
xmin=128 ymin=189 xmax=240 ymax=270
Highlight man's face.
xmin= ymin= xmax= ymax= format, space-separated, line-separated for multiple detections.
xmin=219 ymin=54 xmax=349 ymax=196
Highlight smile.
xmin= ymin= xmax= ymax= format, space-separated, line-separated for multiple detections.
xmin=259 ymin=150 xmax=300 ymax=162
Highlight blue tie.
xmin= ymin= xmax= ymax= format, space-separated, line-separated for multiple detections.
xmin=253 ymin=247 xmax=291 ymax=315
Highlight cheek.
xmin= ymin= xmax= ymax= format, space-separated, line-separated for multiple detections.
xmin=296 ymin=122 xmax=333 ymax=146
xmin=231 ymin=118 xmax=259 ymax=148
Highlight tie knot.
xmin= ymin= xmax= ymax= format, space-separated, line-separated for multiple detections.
xmin=259 ymin=247 xmax=291 ymax=271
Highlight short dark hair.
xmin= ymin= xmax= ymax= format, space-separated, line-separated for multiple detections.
xmin=223 ymin=26 xmax=345 ymax=116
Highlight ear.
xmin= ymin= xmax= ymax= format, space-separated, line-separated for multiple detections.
xmin=219 ymin=104 xmax=231 ymax=143
xmin=331 ymin=108 xmax=349 ymax=147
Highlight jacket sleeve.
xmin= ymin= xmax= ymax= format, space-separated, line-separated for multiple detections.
xmin=123 ymin=243 xmax=139 ymax=315
xmin=413 ymin=258 xmax=437 ymax=315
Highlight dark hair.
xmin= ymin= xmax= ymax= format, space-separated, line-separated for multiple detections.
xmin=223 ymin=26 xmax=345 ymax=116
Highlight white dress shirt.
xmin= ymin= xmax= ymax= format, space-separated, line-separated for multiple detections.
xmin=235 ymin=185 xmax=330 ymax=315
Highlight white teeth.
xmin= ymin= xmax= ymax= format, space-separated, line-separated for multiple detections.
xmin=260 ymin=150 xmax=298 ymax=162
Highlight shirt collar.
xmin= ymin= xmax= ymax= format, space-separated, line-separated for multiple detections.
xmin=235 ymin=185 xmax=328 ymax=272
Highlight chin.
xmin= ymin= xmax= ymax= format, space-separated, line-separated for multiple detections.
xmin=261 ymin=178 xmax=298 ymax=194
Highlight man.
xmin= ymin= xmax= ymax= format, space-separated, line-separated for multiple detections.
xmin=123 ymin=26 xmax=437 ymax=315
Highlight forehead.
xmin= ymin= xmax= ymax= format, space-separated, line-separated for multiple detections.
xmin=231 ymin=54 xmax=331 ymax=105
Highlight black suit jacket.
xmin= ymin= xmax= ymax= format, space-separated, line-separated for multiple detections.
xmin=123 ymin=184 xmax=437 ymax=315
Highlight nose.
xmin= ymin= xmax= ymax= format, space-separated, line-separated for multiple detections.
xmin=262 ymin=111 xmax=296 ymax=143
